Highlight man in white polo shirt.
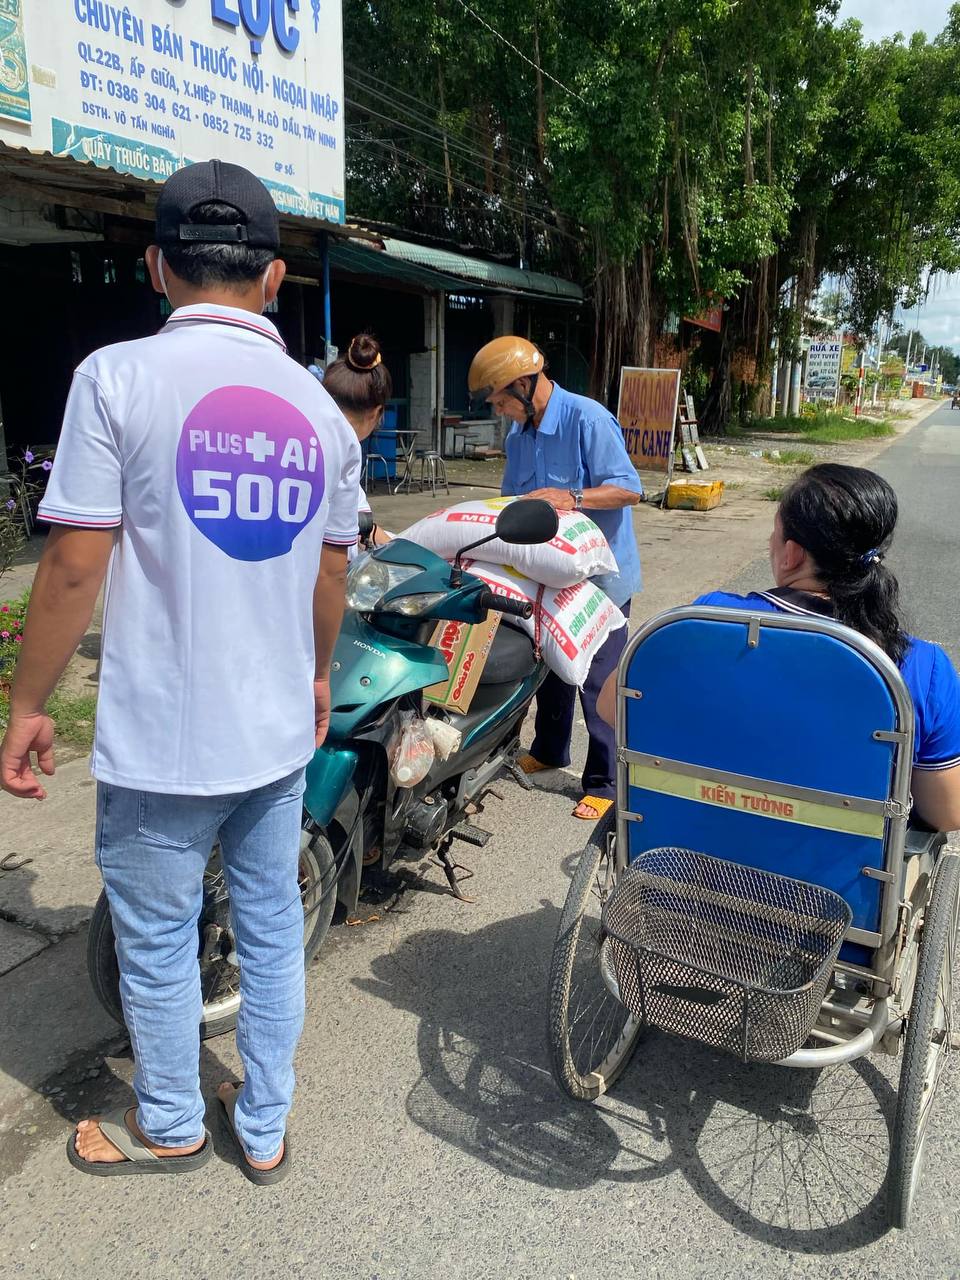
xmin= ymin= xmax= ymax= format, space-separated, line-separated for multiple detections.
xmin=0 ymin=161 xmax=360 ymax=1183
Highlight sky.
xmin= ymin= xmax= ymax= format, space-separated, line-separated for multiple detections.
xmin=836 ymin=1 xmax=960 ymax=351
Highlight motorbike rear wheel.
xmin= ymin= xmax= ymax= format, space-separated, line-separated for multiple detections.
xmin=87 ymin=824 xmax=336 ymax=1041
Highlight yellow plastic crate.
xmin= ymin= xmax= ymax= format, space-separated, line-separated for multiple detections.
xmin=666 ymin=478 xmax=724 ymax=511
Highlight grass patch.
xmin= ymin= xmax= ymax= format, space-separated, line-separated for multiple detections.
xmin=762 ymin=486 xmax=785 ymax=502
xmin=0 ymin=689 xmax=96 ymax=750
xmin=744 ymin=410 xmax=896 ymax=444
xmin=763 ymin=448 xmax=816 ymax=466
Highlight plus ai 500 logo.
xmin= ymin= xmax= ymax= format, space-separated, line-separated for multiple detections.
xmin=176 ymin=386 xmax=325 ymax=561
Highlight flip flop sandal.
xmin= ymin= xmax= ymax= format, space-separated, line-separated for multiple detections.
xmin=66 ymin=1107 xmax=212 ymax=1177
xmin=517 ymin=753 xmax=555 ymax=775
xmin=217 ymin=1085 xmax=291 ymax=1187
xmin=573 ymin=795 xmax=614 ymax=821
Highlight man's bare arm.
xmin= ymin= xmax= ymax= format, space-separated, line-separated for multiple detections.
xmin=312 ymin=544 xmax=349 ymax=747
xmin=1 ymin=526 xmax=114 ymax=797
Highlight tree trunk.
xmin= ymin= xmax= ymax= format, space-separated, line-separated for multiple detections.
xmin=532 ymin=16 xmax=546 ymax=171
xmin=700 ymin=311 xmax=736 ymax=435
xmin=436 ymin=62 xmax=454 ymax=207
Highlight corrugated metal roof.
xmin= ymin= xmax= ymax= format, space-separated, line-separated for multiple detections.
xmin=382 ymin=238 xmax=583 ymax=301
xmin=328 ymin=238 xmax=474 ymax=292
xmin=328 ymin=234 xmax=583 ymax=302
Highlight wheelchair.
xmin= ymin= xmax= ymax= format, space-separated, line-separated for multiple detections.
xmin=547 ymin=605 xmax=958 ymax=1231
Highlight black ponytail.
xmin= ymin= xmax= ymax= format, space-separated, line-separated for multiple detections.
xmin=779 ymin=464 xmax=907 ymax=665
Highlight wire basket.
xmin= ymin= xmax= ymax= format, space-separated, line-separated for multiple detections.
xmin=601 ymin=848 xmax=852 ymax=1063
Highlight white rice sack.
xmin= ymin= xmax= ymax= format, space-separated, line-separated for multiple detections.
xmin=463 ymin=560 xmax=626 ymax=687
xmin=397 ymin=497 xmax=618 ymax=589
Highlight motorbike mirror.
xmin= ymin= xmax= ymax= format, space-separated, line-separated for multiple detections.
xmin=494 ymin=499 xmax=560 ymax=546
xmin=449 ymin=498 xmax=560 ymax=588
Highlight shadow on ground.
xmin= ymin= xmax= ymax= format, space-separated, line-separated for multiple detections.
xmin=355 ymin=898 xmax=896 ymax=1254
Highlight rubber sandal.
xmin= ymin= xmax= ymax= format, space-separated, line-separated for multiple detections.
xmin=217 ymin=1085 xmax=291 ymax=1186
xmin=573 ymin=795 xmax=614 ymax=821
xmin=66 ymin=1107 xmax=212 ymax=1177
xmin=517 ymin=753 xmax=554 ymax=775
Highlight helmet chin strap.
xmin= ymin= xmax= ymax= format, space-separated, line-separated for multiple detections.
xmin=507 ymin=372 xmax=539 ymax=427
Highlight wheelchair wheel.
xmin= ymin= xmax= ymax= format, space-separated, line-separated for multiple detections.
xmin=888 ymin=851 xmax=960 ymax=1229
xmin=547 ymin=812 xmax=643 ymax=1100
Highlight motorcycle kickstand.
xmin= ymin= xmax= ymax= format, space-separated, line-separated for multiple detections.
xmin=434 ymin=839 xmax=476 ymax=903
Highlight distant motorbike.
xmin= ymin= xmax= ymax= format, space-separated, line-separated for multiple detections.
xmin=88 ymin=500 xmax=560 ymax=1038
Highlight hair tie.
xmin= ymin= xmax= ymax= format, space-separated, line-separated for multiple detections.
xmin=861 ymin=548 xmax=883 ymax=566
xmin=346 ymin=347 xmax=382 ymax=372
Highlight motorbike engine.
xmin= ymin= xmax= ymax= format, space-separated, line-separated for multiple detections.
xmin=402 ymin=793 xmax=450 ymax=849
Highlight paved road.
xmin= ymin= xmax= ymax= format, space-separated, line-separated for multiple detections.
xmin=4 ymin=408 xmax=960 ymax=1279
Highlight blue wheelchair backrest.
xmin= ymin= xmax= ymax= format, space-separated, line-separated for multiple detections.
xmin=618 ymin=607 xmax=914 ymax=957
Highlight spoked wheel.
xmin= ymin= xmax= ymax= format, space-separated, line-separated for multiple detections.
xmin=888 ymin=851 xmax=960 ymax=1229
xmin=87 ymin=823 xmax=337 ymax=1040
xmin=547 ymin=811 xmax=644 ymax=1100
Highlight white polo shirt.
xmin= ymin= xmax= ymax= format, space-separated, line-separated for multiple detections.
xmin=39 ymin=304 xmax=361 ymax=795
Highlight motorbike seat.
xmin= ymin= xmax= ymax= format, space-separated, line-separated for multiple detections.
xmin=478 ymin=622 xmax=537 ymax=685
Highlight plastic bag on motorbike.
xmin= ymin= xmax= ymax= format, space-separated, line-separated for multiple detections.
xmin=396 ymin=497 xmax=617 ymax=589
xmin=389 ymin=712 xmax=436 ymax=787
xmin=463 ymin=560 xmax=626 ymax=687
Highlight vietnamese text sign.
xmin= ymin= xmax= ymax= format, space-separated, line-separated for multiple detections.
xmin=805 ymin=335 xmax=842 ymax=396
xmin=617 ymin=367 xmax=681 ymax=474
xmin=0 ymin=1 xmax=31 ymax=122
xmin=0 ymin=1 xmax=345 ymax=223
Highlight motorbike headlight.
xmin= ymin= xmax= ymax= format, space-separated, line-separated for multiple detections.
xmin=382 ymin=591 xmax=448 ymax=617
xmin=345 ymin=555 xmax=421 ymax=611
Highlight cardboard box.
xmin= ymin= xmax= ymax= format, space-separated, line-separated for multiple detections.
xmin=665 ymin=478 xmax=724 ymax=511
xmin=423 ymin=612 xmax=501 ymax=714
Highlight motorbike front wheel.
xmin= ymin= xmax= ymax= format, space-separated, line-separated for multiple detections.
xmin=86 ymin=825 xmax=336 ymax=1040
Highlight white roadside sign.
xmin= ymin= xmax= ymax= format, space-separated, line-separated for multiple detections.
xmin=0 ymin=1 xmax=345 ymax=223
xmin=805 ymin=335 xmax=843 ymax=401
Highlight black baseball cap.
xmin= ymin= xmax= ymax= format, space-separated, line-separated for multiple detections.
xmin=155 ymin=159 xmax=280 ymax=250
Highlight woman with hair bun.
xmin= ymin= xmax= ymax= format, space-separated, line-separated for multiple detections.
xmin=322 ymin=333 xmax=394 ymax=551
xmin=599 ymin=463 xmax=960 ymax=831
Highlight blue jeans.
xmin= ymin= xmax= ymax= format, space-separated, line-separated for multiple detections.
xmin=95 ymin=768 xmax=307 ymax=1162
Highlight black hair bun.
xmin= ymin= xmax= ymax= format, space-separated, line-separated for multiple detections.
xmin=346 ymin=333 xmax=382 ymax=371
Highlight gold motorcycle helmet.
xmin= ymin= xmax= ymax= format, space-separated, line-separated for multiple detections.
xmin=468 ymin=336 xmax=545 ymax=418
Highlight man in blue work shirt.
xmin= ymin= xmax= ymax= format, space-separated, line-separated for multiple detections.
xmin=468 ymin=336 xmax=643 ymax=820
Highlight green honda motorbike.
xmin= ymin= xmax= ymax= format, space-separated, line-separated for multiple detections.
xmin=88 ymin=499 xmax=559 ymax=1038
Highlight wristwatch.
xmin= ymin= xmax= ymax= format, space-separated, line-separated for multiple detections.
xmin=569 ymin=488 xmax=584 ymax=511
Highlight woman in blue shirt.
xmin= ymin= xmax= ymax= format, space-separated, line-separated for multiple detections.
xmin=599 ymin=463 xmax=960 ymax=830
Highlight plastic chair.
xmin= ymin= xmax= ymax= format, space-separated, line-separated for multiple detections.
xmin=418 ymin=450 xmax=449 ymax=497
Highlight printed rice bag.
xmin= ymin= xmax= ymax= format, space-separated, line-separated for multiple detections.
xmin=397 ymin=497 xmax=618 ymax=589
xmin=463 ymin=560 xmax=626 ymax=687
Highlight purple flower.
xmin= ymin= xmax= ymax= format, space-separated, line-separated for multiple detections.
xmin=0 ymin=606 xmax=8 ymax=613
xmin=41 ymin=460 xmax=52 ymax=472
xmin=24 ymin=450 xmax=33 ymax=464
xmin=1 ymin=632 xmax=9 ymax=640
xmin=4 ymin=499 xmax=13 ymax=511
xmin=13 ymin=635 xmax=21 ymax=644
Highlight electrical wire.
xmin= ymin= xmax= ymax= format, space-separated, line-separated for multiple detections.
xmin=345 ymin=91 xmax=560 ymax=221
xmin=347 ymin=133 xmax=580 ymax=239
xmin=344 ymin=69 xmax=561 ymax=219
xmin=451 ymin=0 xmax=584 ymax=101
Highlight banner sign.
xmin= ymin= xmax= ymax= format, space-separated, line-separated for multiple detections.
xmin=684 ymin=301 xmax=723 ymax=333
xmin=617 ymin=367 xmax=681 ymax=474
xmin=805 ymin=335 xmax=843 ymax=398
xmin=0 ymin=1 xmax=345 ymax=223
